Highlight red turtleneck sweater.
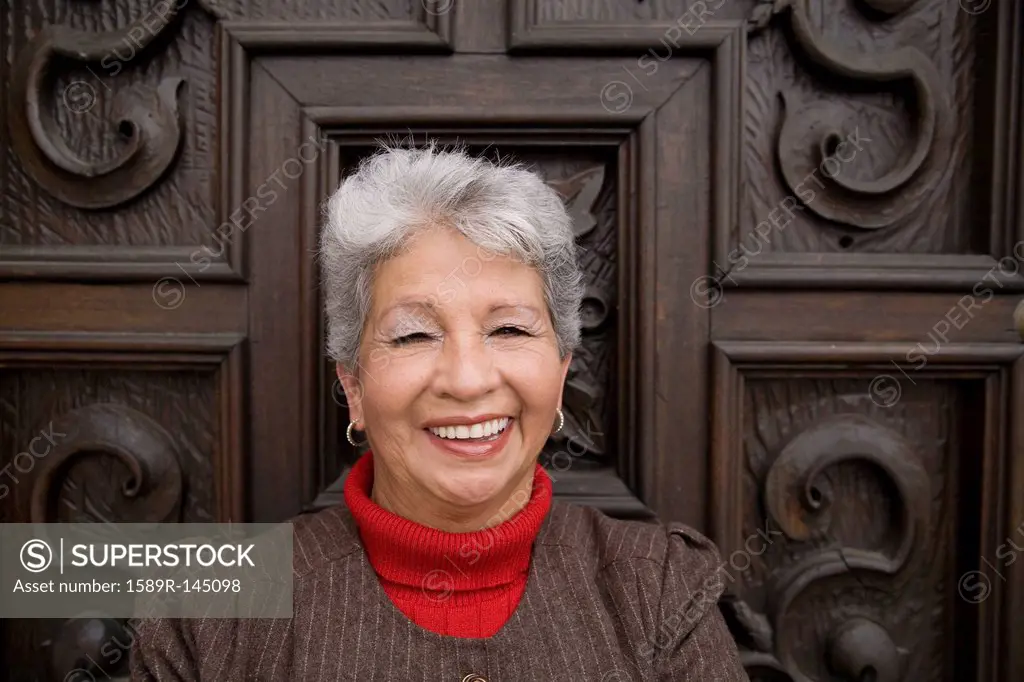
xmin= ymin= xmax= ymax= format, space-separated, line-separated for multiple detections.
xmin=343 ymin=452 xmax=552 ymax=638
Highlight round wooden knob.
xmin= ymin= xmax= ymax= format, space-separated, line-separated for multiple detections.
xmin=827 ymin=617 xmax=901 ymax=682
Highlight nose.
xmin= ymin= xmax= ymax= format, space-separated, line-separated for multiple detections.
xmin=433 ymin=332 xmax=501 ymax=401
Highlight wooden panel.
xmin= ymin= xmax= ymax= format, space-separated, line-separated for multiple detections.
xmin=451 ymin=0 xmax=505 ymax=53
xmin=520 ymin=0 xmax=753 ymax=23
xmin=508 ymin=0 xmax=753 ymax=47
xmin=0 ymin=333 xmax=244 ymax=681
xmin=711 ymin=341 xmax=1022 ymax=682
xmin=0 ymin=335 xmax=245 ymax=522
xmin=710 ymin=291 xmax=1024 ymax=344
xmin=643 ymin=63 xmax=715 ymax=527
xmin=208 ymin=0 xmax=416 ymax=21
xmin=983 ymin=2 xmax=1024 ymax=258
xmin=214 ymin=0 xmax=452 ymax=44
xmin=725 ymin=0 xmax=1024 ymax=289
xmin=744 ymin=2 xmax=972 ymax=250
xmin=262 ymin=55 xmax=699 ymax=114
xmin=1 ymin=4 xmax=222 ymax=278
xmin=243 ymin=63 xmax=308 ymax=523
xmin=0 ymin=283 xmax=247 ymax=335
xmin=0 ymin=369 xmax=216 ymax=524
xmin=741 ymin=378 xmax=957 ymax=681
xmin=242 ymin=43 xmax=712 ymax=519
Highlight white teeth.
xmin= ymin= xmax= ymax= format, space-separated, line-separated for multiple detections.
xmin=429 ymin=417 xmax=509 ymax=440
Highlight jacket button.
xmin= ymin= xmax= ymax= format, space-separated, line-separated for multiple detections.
xmin=461 ymin=675 xmax=487 ymax=682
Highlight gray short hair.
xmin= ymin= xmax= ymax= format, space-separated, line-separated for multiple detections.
xmin=319 ymin=143 xmax=585 ymax=369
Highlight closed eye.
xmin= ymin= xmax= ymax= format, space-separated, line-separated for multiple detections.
xmin=492 ymin=325 xmax=531 ymax=337
xmin=391 ymin=332 xmax=433 ymax=346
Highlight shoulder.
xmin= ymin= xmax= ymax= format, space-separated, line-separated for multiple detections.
xmin=541 ymin=500 xmax=728 ymax=637
xmin=541 ymin=500 xmax=724 ymax=578
xmin=540 ymin=502 xmax=744 ymax=677
xmin=130 ymin=506 xmax=360 ymax=678
xmin=286 ymin=504 xmax=363 ymax=580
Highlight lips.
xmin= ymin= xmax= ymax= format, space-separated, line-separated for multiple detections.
xmin=424 ymin=417 xmax=514 ymax=459
xmin=428 ymin=417 xmax=509 ymax=441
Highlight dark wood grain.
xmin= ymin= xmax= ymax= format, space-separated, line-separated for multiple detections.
xmin=243 ymin=62 xmax=305 ymax=523
xmin=262 ymin=54 xmax=701 ymax=115
xmin=0 ymin=283 xmax=247 ymax=334
xmin=451 ymin=0 xmax=504 ymax=53
xmin=643 ymin=64 xmax=713 ymax=528
xmin=711 ymin=291 xmax=1024 ymax=344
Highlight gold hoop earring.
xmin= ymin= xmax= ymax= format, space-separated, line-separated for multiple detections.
xmin=346 ymin=421 xmax=367 ymax=447
xmin=553 ymin=407 xmax=564 ymax=434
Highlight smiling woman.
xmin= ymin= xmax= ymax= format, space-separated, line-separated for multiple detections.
xmin=129 ymin=143 xmax=746 ymax=681
xmin=338 ymin=223 xmax=572 ymax=533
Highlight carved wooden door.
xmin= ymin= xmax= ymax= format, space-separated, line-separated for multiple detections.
xmin=2 ymin=1 xmax=1022 ymax=681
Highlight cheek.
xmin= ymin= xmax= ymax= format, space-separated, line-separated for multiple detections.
xmin=500 ymin=350 xmax=565 ymax=410
xmin=359 ymin=351 xmax=433 ymax=418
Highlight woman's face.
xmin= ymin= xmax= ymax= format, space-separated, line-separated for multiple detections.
xmin=337 ymin=226 xmax=571 ymax=519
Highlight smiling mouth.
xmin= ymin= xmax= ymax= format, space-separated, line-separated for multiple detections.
xmin=427 ymin=417 xmax=510 ymax=442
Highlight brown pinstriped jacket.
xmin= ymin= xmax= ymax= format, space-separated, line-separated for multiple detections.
xmin=130 ymin=500 xmax=747 ymax=681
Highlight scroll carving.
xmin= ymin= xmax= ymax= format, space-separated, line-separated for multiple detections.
xmin=22 ymin=402 xmax=183 ymax=680
xmin=748 ymin=0 xmax=951 ymax=229
xmin=29 ymin=402 xmax=183 ymax=524
xmin=7 ymin=4 xmax=186 ymax=210
xmin=724 ymin=413 xmax=931 ymax=682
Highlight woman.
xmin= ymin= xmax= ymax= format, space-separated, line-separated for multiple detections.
xmin=131 ymin=145 xmax=746 ymax=681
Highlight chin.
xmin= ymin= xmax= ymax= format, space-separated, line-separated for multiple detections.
xmin=432 ymin=468 xmax=512 ymax=508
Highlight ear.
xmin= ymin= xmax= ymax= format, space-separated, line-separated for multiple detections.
xmin=556 ymin=352 xmax=572 ymax=405
xmin=335 ymin=361 xmax=365 ymax=425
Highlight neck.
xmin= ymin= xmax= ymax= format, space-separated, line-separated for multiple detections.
xmin=369 ymin=463 xmax=536 ymax=533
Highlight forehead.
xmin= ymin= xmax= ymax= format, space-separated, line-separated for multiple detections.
xmin=382 ymin=299 xmax=543 ymax=322
xmin=370 ymin=228 xmax=547 ymax=313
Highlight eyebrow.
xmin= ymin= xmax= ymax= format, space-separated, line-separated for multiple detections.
xmin=489 ymin=304 xmax=542 ymax=319
xmin=379 ymin=300 xmax=542 ymax=319
xmin=380 ymin=300 xmax=437 ymax=317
